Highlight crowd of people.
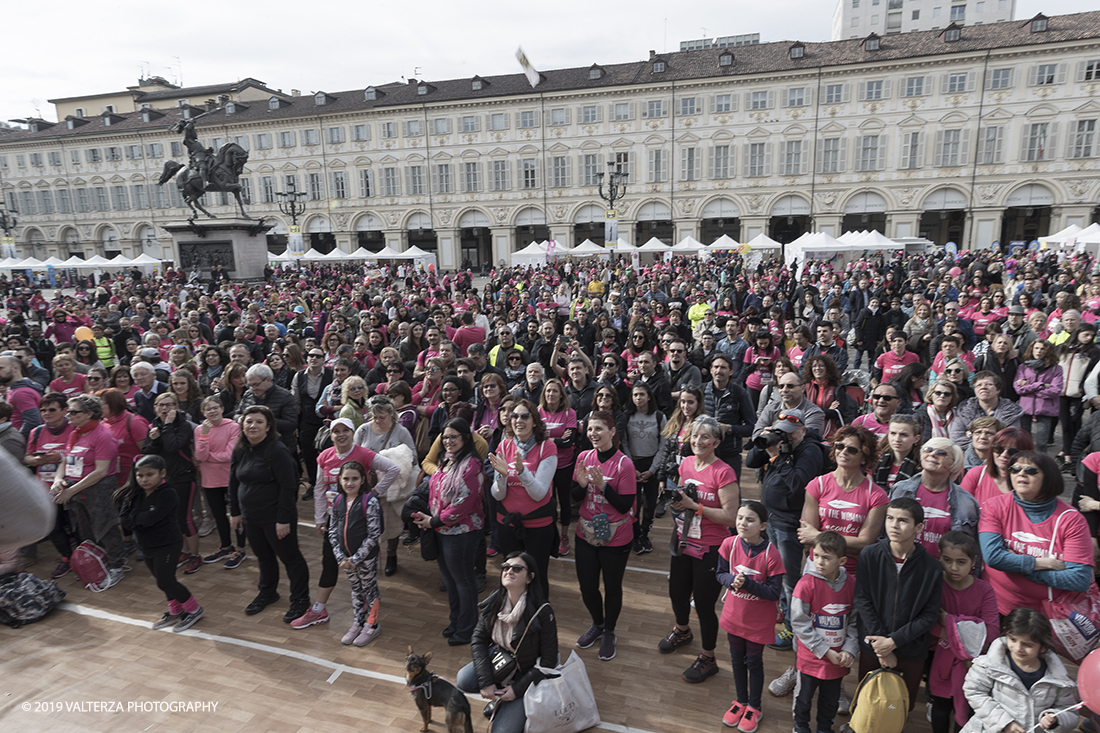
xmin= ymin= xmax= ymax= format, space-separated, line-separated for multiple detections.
xmin=0 ymin=245 xmax=1097 ymax=733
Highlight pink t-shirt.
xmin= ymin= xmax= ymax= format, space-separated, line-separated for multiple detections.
xmin=787 ymin=346 xmax=807 ymax=370
xmin=960 ymin=465 xmax=1011 ymax=506
xmin=793 ymin=572 xmax=857 ymax=680
xmin=743 ymin=346 xmax=781 ymax=391
xmin=979 ymin=493 xmax=1095 ymax=615
xmin=806 ymin=473 xmax=889 ymax=573
xmin=50 ymin=374 xmax=87 ymax=398
xmin=914 ymin=484 xmax=953 ymax=558
xmin=498 ymin=439 xmax=558 ymax=528
xmin=573 ymin=449 xmax=636 ymax=547
xmin=63 ymin=423 xmax=120 ymax=482
xmin=27 ymin=423 xmax=74 ymax=487
xmin=677 ymin=458 xmax=738 ymax=549
xmin=540 ymin=407 xmax=578 ymax=466
xmin=315 ymin=445 xmax=377 ymax=525
xmin=718 ymin=536 xmax=785 ymax=645
xmin=875 ymin=350 xmax=919 ymax=382
xmin=851 ymin=413 xmax=890 ymax=438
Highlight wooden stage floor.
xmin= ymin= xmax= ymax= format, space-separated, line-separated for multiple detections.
xmin=1 ymin=478 xmax=940 ymax=733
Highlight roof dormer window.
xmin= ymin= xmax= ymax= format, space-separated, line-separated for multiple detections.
xmin=719 ymin=52 xmax=733 ymax=67
xmin=945 ymin=27 xmax=960 ymax=41
xmin=589 ymin=65 xmax=604 ymax=80
xmin=417 ymin=84 xmax=428 ymax=95
xmin=268 ymin=97 xmax=280 ymax=110
xmin=365 ymin=87 xmax=377 ymax=101
xmin=653 ymin=61 xmax=665 ymax=73
xmin=1031 ymin=15 xmax=1048 ymax=32
xmin=225 ymin=102 xmax=236 ymax=115
xmin=864 ymin=34 xmax=880 ymax=51
xmin=789 ymin=43 xmax=805 ymax=59
xmin=472 ymin=80 xmax=482 ymax=90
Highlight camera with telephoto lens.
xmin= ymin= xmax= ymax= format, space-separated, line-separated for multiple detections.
xmin=659 ymin=482 xmax=698 ymax=505
xmin=753 ymin=428 xmax=791 ymax=451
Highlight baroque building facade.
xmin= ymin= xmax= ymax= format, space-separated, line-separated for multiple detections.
xmin=2 ymin=10 xmax=1100 ymax=270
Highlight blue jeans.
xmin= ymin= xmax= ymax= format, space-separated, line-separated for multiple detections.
xmin=767 ymin=523 xmax=805 ymax=625
xmin=436 ymin=531 xmax=481 ymax=642
xmin=456 ymin=662 xmax=527 ymax=733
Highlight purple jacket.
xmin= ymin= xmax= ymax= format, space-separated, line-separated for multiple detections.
xmin=1015 ymin=362 xmax=1062 ymax=417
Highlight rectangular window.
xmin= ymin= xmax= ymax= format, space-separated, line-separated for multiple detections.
xmin=912 ymin=9 xmax=919 ymax=19
xmin=254 ymin=133 xmax=272 ymax=150
xmin=936 ymin=129 xmax=964 ymax=166
xmin=18 ymin=191 xmax=37 ymax=215
xmin=521 ymin=159 xmax=538 ymax=189
xmin=614 ymin=152 xmax=631 ymax=182
xmin=105 ymin=147 xmax=122 ymax=161
xmin=864 ymin=80 xmax=884 ymax=100
xmin=238 ymin=178 xmax=251 ymax=205
xmin=406 ymin=120 xmax=422 ymax=137
xmin=128 ymin=184 xmax=147 ymax=209
xmin=463 ymin=162 xmax=481 ymax=192
xmin=750 ymin=91 xmax=769 ymax=110
xmin=851 ymin=16 xmax=859 ymax=27
xmin=462 ymin=115 xmax=478 ymax=133
xmin=901 ymin=132 xmax=922 ymax=169
xmin=279 ymin=131 xmax=296 ymax=148
xmin=29 ymin=153 xmax=43 ymax=167
xmin=307 ymin=173 xmax=323 ymax=200
xmin=782 ymin=140 xmax=803 ymax=175
xmin=904 ymin=77 xmax=925 ymax=97
xmin=69 ymin=150 xmax=80 ymax=165
xmin=358 ymin=169 xmax=373 ymax=197
xmin=582 ymin=154 xmax=600 ymax=185
xmin=210 ymin=137 xmax=223 ymax=153
xmin=1035 ymin=63 xmax=1059 ymax=85
xmin=86 ymin=149 xmax=102 ymax=163
xmin=976 ymin=1 xmax=985 ymax=12
xmin=123 ymin=145 xmax=141 ymax=160
xmin=786 ymin=88 xmax=805 ymax=107
xmin=109 ymin=186 xmax=126 ymax=210
xmin=825 ymin=84 xmax=846 ymax=104
xmin=432 ymin=118 xmax=450 ymax=135
xmin=820 ymin=138 xmax=842 ymax=173
xmin=989 ymin=68 xmax=1012 ymax=89
xmin=434 ymin=163 xmax=454 ymax=194
xmin=859 ymin=135 xmax=881 ymax=170
xmin=382 ymin=167 xmax=399 ymax=197
xmin=408 ymin=166 xmax=425 ymax=195
xmin=1024 ymin=123 xmax=1053 ymax=161
xmin=302 ymin=129 xmax=319 ymax=145
xmin=48 ymin=151 xmax=62 ymax=166
xmin=551 ymin=156 xmax=569 ymax=187
xmin=37 ymin=190 xmax=54 ymax=214
xmin=331 ymin=171 xmax=347 ymax=199
xmin=947 ymin=73 xmax=968 ymax=93
xmin=492 ymin=160 xmax=509 ymax=191
xmin=680 ymin=98 xmax=697 ymax=116
xmin=326 ymin=127 xmax=345 ymax=144
xmin=144 ymin=142 xmax=163 ymax=159
xmin=55 ymin=189 xmax=72 ymax=214
xmin=75 ymin=188 xmax=90 ymax=213
xmin=1070 ymin=120 xmax=1096 ymax=159
xmin=352 ymin=124 xmax=370 ymax=141
xmin=261 ymin=176 xmax=275 ymax=204
xmin=0 ymin=156 xmax=7 ymax=170
xmin=680 ymin=147 xmax=699 ymax=181
xmin=748 ymin=142 xmax=767 ymax=177
xmin=715 ymin=94 xmax=732 ymax=113
xmin=520 ymin=111 xmax=537 ymax=128
xmin=490 ymin=113 xmax=507 ymax=130
xmin=1083 ymin=60 xmax=1100 ymax=82
xmin=950 ymin=5 xmax=964 ymax=21
xmin=712 ymin=145 xmax=730 ymax=178
xmin=15 ymin=154 xmax=25 ymax=168
xmin=381 ymin=122 xmax=396 ymax=138
xmin=550 ymin=108 xmax=567 ymax=126
xmin=614 ymin=103 xmax=630 ymax=121
xmin=647 ymin=100 xmax=664 ymax=118
xmin=647 ymin=149 xmax=666 ymax=182
xmin=582 ymin=105 xmax=599 ymax=124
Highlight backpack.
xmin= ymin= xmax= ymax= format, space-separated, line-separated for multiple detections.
xmin=71 ymin=540 xmax=110 ymax=592
xmin=0 ymin=572 xmax=66 ymax=627
xmin=849 ymin=668 xmax=910 ymax=733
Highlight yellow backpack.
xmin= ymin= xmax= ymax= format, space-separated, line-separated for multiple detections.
xmin=849 ymin=668 xmax=910 ymax=733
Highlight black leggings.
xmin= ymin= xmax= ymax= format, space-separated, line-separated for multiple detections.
xmin=553 ymin=464 xmax=574 ymax=528
xmin=1060 ymin=395 xmax=1083 ymax=455
xmin=632 ymin=455 xmax=658 ymax=537
xmin=320 ymin=517 xmax=339 ymax=589
xmin=143 ymin=541 xmax=190 ymax=605
xmin=930 ymin=693 xmax=967 ymax=733
xmin=173 ymin=481 xmax=197 ymax=538
xmin=497 ymin=521 xmax=555 ymax=600
xmin=202 ymin=486 xmax=244 ymax=549
xmin=574 ymin=537 xmax=630 ymax=631
xmin=49 ymin=503 xmax=73 ymax=558
xmin=669 ymin=545 xmax=722 ymax=652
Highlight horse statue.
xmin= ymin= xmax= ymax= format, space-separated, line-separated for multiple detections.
xmin=158 ymin=119 xmax=251 ymax=220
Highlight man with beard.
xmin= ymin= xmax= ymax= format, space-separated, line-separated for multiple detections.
xmin=0 ymin=355 xmax=42 ymax=438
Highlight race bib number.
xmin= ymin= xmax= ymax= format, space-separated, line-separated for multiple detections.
xmin=814 ymin=613 xmax=844 ymax=647
xmin=675 ymin=512 xmax=703 ymax=539
xmin=64 ymin=453 xmax=85 ymax=479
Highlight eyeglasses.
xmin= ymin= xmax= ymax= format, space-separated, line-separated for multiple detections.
xmin=500 ymin=563 xmax=528 ymax=574
xmin=871 ymin=393 xmax=898 ymax=401
xmin=308 ymin=353 xmax=324 ymax=358
xmin=668 ymin=348 xmax=685 ymax=354
xmin=512 ymin=412 xmax=532 ymax=421
xmin=350 ymin=385 xmax=365 ymax=391
xmin=836 ymin=444 xmax=862 ymax=456
xmin=386 ymin=368 xmax=402 ymax=374
xmin=66 ymin=409 xmax=86 ymax=415
xmin=922 ymin=446 xmax=949 ymax=458
xmin=441 ymin=433 xmax=462 ymax=442
xmin=931 ymin=390 xmax=953 ymax=398
xmin=1009 ymin=465 xmax=1040 ymax=476
xmin=992 ymin=445 xmax=1020 ymax=457
xmin=508 ymin=356 xmax=523 ymax=362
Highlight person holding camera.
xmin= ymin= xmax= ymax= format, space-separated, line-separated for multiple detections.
xmin=752 ymin=374 xmax=826 ymax=441
xmin=745 ymin=408 xmax=824 ymax=654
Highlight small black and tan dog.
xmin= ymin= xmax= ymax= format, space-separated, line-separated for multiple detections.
xmin=405 ymin=645 xmax=473 ymax=733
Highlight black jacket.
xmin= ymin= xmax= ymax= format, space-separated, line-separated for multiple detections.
xmin=703 ymin=380 xmax=755 ymax=466
xmin=119 ymin=484 xmax=182 ymax=550
xmin=636 ymin=368 xmax=673 ymax=416
xmin=142 ymin=412 xmax=196 ymax=485
xmin=564 ymin=376 xmax=596 ymax=420
xmin=855 ymin=539 xmax=943 ymax=663
xmin=294 ymin=367 xmax=333 ymax=429
xmin=471 ymin=591 xmax=558 ymax=695
xmin=228 ymin=438 xmax=298 ymax=525
xmin=744 ymin=438 xmax=825 ymax=529
xmin=236 ymin=384 xmax=300 ymax=452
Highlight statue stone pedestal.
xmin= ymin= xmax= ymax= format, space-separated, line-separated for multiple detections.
xmin=161 ymin=219 xmax=273 ymax=281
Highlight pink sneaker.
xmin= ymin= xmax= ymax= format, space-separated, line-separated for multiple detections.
xmin=722 ymin=701 xmax=747 ymax=728
xmin=290 ymin=607 xmax=329 ymax=629
xmin=353 ymin=624 xmax=381 ymax=647
xmin=558 ymin=533 xmax=570 ymax=557
xmin=341 ymin=623 xmax=363 ymax=645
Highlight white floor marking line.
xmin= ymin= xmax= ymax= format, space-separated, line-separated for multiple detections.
xmin=553 ymin=556 xmax=668 ymax=576
xmin=56 ymin=602 xmax=661 ymax=733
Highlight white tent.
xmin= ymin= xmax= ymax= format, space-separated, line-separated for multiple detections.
xmin=342 ymin=247 xmax=376 ymax=260
xmin=836 ymin=230 xmax=867 ymax=244
xmin=81 ymin=255 xmax=113 ymax=267
xmin=62 ymin=255 xmax=87 ymax=267
xmin=0 ymin=258 xmax=18 ymax=268
xmin=785 ymin=232 xmax=848 ymax=268
xmin=511 ymin=240 xmax=548 ymax=267
xmin=1041 ymin=224 xmax=1083 ymax=244
xmin=637 ymin=237 xmax=672 ymax=252
xmin=107 ymin=254 xmax=134 ymax=267
xmin=672 ymin=236 xmax=706 ymax=252
xmin=1067 ymin=223 xmax=1100 ymax=246
xmin=365 ymin=246 xmax=402 ymax=259
xmin=130 ymin=253 xmax=164 ymax=265
xmin=707 ymin=234 xmax=739 ymax=250
xmin=42 ymin=256 xmax=67 ymax=267
xmin=300 ymin=248 xmax=327 ymax=260
xmin=852 ymin=230 xmax=904 ymax=251
xmin=402 ymin=245 xmax=438 ymax=270
xmin=269 ymin=250 xmax=295 ymax=262
xmin=744 ymin=233 xmax=783 ymax=251
xmin=12 ymin=257 xmax=46 ymax=269
xmin=614 ymin=237 xmax=636 ymax=250
xmin=570 ymin=240 xmax=606 ymax=257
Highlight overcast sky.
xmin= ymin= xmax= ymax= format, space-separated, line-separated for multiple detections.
xmin=3 ymin=0 xmax=1094 ymax=124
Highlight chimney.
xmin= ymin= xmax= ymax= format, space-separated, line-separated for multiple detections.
xmin=205 ymin=98 xmax=217 ymax=110
xmin=291 ymin=89 xmax=300 ymax=96
xmin=409 ymin=78 xmax=418 ymax=85
xmin=649 ymin=50 xmax=656 ymax=59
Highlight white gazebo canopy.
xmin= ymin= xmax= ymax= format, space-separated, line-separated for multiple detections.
xmin=744 ymin=233 xmax=783 ymax=250
xmin=107 ymin=254 xmax=134 ymax=267
xmin=852 ymin=230 xmax=903 ymax=250
xmin=62 ymin=255 xmax=87 ymax=267
xmin=1042 ymin=224 xmax=1083 ymax=244
xmin=130 ymin=253 xmax=164 ymax=265
xmin=637 ymin=237 xmax=672 ymax=252
xmin=708 ymin=234 xmax=740 ymax=250
xmin=613 ymin=237 xmax=636 ymax=250
xmin=300 ymin=248 xmax=327 ymax=260
xmin=42 ymin=256 xmax=67 ymax=266
xmin=365 ymin=246 xmax=402 ymax=259
xmin=570 ymin=240 xmax=606 ymax=257
xmin=672 ymin=236 xmax=706 ymax=252
xmin=1074 ymin=223 xmax=1100 ymax=245
xmin=13 ymin=257 xmax=46 ymax=269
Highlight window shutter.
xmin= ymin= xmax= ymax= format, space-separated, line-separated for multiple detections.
xmin=767 ymin=90 xmax=776 ymax=109
xmin=858 ymin=81 xmax=867 ymax=101
xmin=901 ymin=133 xmax=913 ymax=167
xmin=608 ymin=103 xmax=616 ymax=121
xmin=924 ymin=75 xmax=935 ymax=95
xmin=628 ymin=103 xmax=636 ymax=120
xmin=780 ymin=89 xmax=789 ymax=108
xmin=916 ymin=133 xmax=926 ymax=166
xmin=1076 ymin=61 xmax=1089 ymax=82
xmin=648 ymin=150 xmax=657 ymax=181
xmin=1019 ymin=127 xmax=1031 ymax=161
xmin=564 ymin=109 xmax=572 ymax=124
xmin=744 ymin=91 xmax=754 ymax=110
xmin=514 ymin=112 xmax=522 ymax=127
xmin=1027 ymin=66 xmax=1039 ymax=86
xmin=1055 ymin=63 xmax=1068 ymax=85
xmin=881 ymin=80 xmax=892 ymax=99
xmin=405 ymin=167 xmax=413 ymax=193
xmin=933 ymin=130 xmax=945 ymax=167
xmin=680 ymin=149 xmax=688 ymax=180
xmin=855 ymin=136 xmax=865 ymax=169
xmin=800 ymin=144 xmax=809 ymax=175
xmin=804 ymin=87 xmax=813 ymax=107
xmin=992 ymin=128 xmax=1003 ymax=163
xmin=815 ymin=140 xmax=824 ymax=172
xmin=842 ymin=84 xmax=851 ymax=103
xmin=595 ymin=106 xmax=603 ymax=122
xmin=959 ymin=132 xmax=969 ymax=166
xmin=662 ymin=100 xmax=670 ymax=117
xmin=1046 ymin=122 xmax=1059 ymax=160
xmin=838 ymin=137 xmax=848 ymax=171
xmin=967 ymin=72 xmax=977 ymax=92
xmin=941 ymin=72 xmax=951 ymax=92
xmin=742 ymin=143 xmax=751 ymax=177
xmin=878 ymin=135 xmax=887 ymax=170
xmin=708 ymin=146 xmax=717 ymax=176
xmin=764 ymin=142 xmax=773 ymax=175
xmin=709 ymin=95 xmax=716 ymax=113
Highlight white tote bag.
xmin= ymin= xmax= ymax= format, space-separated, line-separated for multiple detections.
xmin=523 ymin=651 xmax=600 ymax=733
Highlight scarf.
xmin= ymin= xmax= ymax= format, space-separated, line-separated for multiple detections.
xmin=1025 ymin=359 xmax=1046 ymax=372
xmin=438 ymin=454 xmax=476 ymax=509
xmin=926 ymin=405 xmax=953 ymax=438
xmin=515 ymin=434 xmax=538 ymax=459
xmin=492 ymin=591 xmax=528 ymax=653
xmin=66 ymin=418 xmax=101 ymax=453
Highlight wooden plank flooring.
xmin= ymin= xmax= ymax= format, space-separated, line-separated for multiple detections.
xmin=1 ymin=476 xmax=940 ymax=733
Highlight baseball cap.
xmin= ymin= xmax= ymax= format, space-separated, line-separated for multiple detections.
xmin=772 ymin=409 xmax=805 ymax=434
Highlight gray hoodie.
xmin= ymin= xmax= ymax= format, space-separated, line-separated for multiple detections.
xmin=789 ymin=565 xmax=860 ymax=662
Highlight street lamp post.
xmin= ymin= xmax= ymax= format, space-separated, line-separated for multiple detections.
xmin=597 ymin=161 xmax=626 ymax=249
xmin=0 ymin=202 xmax=18 ymax=259
xmin=275 ymin=179 xmax=307 ymax=259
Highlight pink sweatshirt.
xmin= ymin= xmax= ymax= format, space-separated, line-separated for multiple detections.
xmin=193 ymin=419 xmax=240 ymax=488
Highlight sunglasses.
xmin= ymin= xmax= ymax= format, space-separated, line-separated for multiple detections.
xmin=308 ymin=353 xmax=324 ymax=358
xmin=66 ymin=409 xmax=86 ymax=415
xmin=668 ymin=348 xmax=685 ymax=354
xmin=1009 ymin=465 xmax=1040 ymax=476
xmin=512 ymin=412 xmax=532 ymax=420
xmin=922 ymin=446 xmax=949 ymax=457
xmin=931 ymin=390 xmax=953 ymax=398
xmin=992 ymin=445 xmax=1020 ymax=457
xmin=836 ymin=444 xmax=862 ymax=456
xmin=945 ymin=368 xmax=963 ymax=374
xmin=775 ymin=413 xmax=803 ymax=424
xmin=871 ymin=393 xmax=898 ymax=401
xmin=509 ymin=357 xmax=522 ymax=362
xmin=500 ymin=563 xmax=528 ymax=574
xmin=386 ymin=368 xmax=402 ymax=374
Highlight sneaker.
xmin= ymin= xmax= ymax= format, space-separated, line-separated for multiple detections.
xmin=223 ymin=550 xmax=246 ymax=569
xmin=152 ymin=612 xmax=180 ymax=631
xmin=439 ymin=578 xmax=447 ymax=592
xmin=558 ymin=532 xmax=570 ymax=557
xmin=577 ymin=623 xmax=605 ymax=649
xmin=94 ymin=567 xmax=125 ymax=592
xmin=50 ymin=559 xmax=71 ymax=579
xmin=197 ymin=515 xmax=216 ymax=537
xmin=341 ymin=623 xmax=363 ymax=645
xmin=176 ymin=553 xmax=189 ymax=568
xmin=476 ymin=573 xmax=486 ymax=593
xmin=640 ymin=536 xmax=653 ymax=553
xmin=182 ymin=555 xmax=202 ymax=574
xmin=135 ymin=549 xmax=145 ymax=562
xmin=284 ymin=601 xmax=310 ymax=624
xmin=682 ymin=653 xmax=719 ymax=684
xmin=633 ymin=537 xmax=645 ymax=555
xmin=244 ymin=592 xmax=280 ymax=615
xmin=173 ymin=606 xmax=204 ymax=633
xmin=120 ymin=539 xmax=138 ymax=557
xmin=486 ymin=547 xmax=499 ymax=558
xmin=723 ymin=702 xmax=747 ymax=728
xmin=769 ymin=627 xmax=794 ymax=651
xmin=658 ymin=626 xmax=694 ymax=653
xmin=290 ymin=607 xmax=330 ymax=629
xmin=598 ymin=631 xmax=617 ymax=661
xmin=353 ymin=624 xmax=381 ymax=646
xmin=738 ymin=706 xmax=762 ymax=733
xmin=203 ymin=547 xmax=233 ymax=564
xmin=838 ymin=684 xmax=851 ymax=715
xmin=769 ymin=666 xmax=798 ymax=697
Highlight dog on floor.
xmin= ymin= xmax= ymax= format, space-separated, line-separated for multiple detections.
xmin=405 ymin=646 xmax=473 ymax=733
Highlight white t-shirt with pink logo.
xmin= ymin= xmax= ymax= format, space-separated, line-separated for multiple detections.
xmin=806 ymin=473 xmax=889 ymax=573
